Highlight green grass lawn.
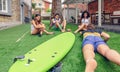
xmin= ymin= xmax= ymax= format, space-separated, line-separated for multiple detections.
xmin=0 ymin=20 xmax=120 ymax=72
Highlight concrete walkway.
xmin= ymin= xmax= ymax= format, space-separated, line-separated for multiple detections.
xmin=0 ymin=22 xmax=22 ymax=30
xmin=96 ymin=24 xmax=120 ymax=33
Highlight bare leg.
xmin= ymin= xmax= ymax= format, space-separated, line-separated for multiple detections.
xmin=74 ymin=24 xmax=85 ymax=33
xmin=97 ymin=44 xmax=120 ymax=65
xmin=56 ymin=22 xmax=63 ymax=32
xmin=61 ymin=19 xmax=66 ymax=32
xmin=83 ymin=44 xmax=97 ymax=72
xmin=31 ymin=28 xmax=39 ymax=35
xmin=39 ymin=25 xmax=54 ymax=35
xmin=38 ymin=30 xmax=43 ymax=37
xmin=43 ymin=30 xmax=54 ymax=35
xmin=49 ymin=22 xmax=53 ymax=29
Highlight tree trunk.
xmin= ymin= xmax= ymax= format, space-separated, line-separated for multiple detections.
xmin=51 ymin=0 xmax=63 ymax=20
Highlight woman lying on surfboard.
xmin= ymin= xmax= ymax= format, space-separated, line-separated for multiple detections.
xmin=31 ymin=14 xmax=54 ymax=36
xmin=80 ymin=24 xmax=120 ymax=72
xmin=50 ymin=13 xmax=66 ymax=32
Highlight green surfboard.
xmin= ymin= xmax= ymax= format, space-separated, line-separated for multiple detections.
xmin=9 ymin=32 xmax=75 ymax=72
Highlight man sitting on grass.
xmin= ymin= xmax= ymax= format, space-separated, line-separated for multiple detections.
xmin=50 ymin=13 xmax=66 ymax=32
xmin=80 ymin=24 xmax=120 ymax=72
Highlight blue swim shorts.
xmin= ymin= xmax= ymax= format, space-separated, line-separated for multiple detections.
xmin=82 ymin=36 xmax=107 ymax=52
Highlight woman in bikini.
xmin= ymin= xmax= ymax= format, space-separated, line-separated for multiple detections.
xmin=74 ymin=11 xmax=91 ymax=33
xmin=31 ymin=14 xmax=53 ymax=36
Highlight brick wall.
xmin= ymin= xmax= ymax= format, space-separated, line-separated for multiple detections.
xmin=88 ymin=1 xmax=98 ymax=14
xmin=88 ymin=0 xmax=120 ymax=14
xmin=24 ymin=4 xmax=29 ymax=17
xmin=0 ymin=0 xmax=21 ymax=22
xmin=11 ymin=0 xmax=21 ymax=21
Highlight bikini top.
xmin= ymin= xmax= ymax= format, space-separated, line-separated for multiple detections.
xmin=81 ymin=18 xmax=90 ymax=25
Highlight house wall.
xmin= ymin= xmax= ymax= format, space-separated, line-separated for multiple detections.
xmin=88 ymin=0 xmax=120 ymax=24
xmin=24 ymin=4 xmax=29 ymax=17
xmin=0 ymin=0 xmax=21 ymax=22
xmin=32 ymin=0 xmax=51 ymax=13
xmin=63 ymin=8 xmax=78 ymax=21
xmin=88 ymin=0 xmax=120 ymax=14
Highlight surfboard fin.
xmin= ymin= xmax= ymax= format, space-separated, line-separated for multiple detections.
xmin=49 ymin=62 xmax=62 ymax=72
xmin=13 ymin=56 xmax=25 ymax=63
xmin=27 ymin=59 xmax=33 ymax=64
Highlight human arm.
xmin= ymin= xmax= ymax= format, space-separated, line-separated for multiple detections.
xmin=79 ymin=31 xmax=84 ymax=36
xmin=31 ymin=20 xmax=40 ymax=28
xmin=101 ymin=32 xmax=110 ymax=42
xmin=41 ymin=23 xmax=46 ymax=29
xmin=52 ymin=19 xmax=56 ymax=23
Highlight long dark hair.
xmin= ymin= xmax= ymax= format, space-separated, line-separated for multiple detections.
xmin=81 ymin=11 xmax=90 ymax=19
xmin=34 ymin=14 xmax=41 ymax=24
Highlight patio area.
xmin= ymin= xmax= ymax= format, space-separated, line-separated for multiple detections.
xmin=0 ymin=20 xmax=120 ymax=72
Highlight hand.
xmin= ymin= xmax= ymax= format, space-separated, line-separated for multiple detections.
xmin=55 ymin=20 xmax=59 ymax=23
xmin=104 ymin=40 xmax=107 ymax=43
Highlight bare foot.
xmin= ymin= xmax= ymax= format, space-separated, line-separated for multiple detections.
xmin=47 ymin=32 xmax=54 ymax=35
xmin=67 ymin=29 xmax=71 ymax=32
xmin=61 ymin=29 xmax=66 ymax=32
xmin=74 ymin=31 xmax=77 ymax=34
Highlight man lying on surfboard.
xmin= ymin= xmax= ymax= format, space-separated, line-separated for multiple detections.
xmin=31 ymin=14 xmax=54 ymax=37
xmin=80 ymin=24 xmax=120 ymax=72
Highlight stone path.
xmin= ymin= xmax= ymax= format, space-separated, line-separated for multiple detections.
xmin=0 ymin=22 xmax=22 ymax=30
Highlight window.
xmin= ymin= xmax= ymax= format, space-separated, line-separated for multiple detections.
xmin=0 ymin=0 xmax=8 ymax=12
xmin=39 ymin=3 xmax=41 ymax=6
xmin=0 ymin=0 xmax=12 ymax=16
xmin=0 ymin=0 xmax=2 ymax=10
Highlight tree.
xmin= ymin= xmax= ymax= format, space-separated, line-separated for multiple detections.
xmin=46 ymin=8 xmax=51 ymax=12
xmin=51 ymin=0 xmax=63 ymax=20
xmin=32 ymin=3 xmax=36 ymax=9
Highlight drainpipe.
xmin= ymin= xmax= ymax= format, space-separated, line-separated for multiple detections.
xmin=75 ymin=3 xmax=78 ymax=24
xmin=98 ymin=0 xmax=102 ymax=27
xmin=28 ymin=4 xmax=32 ymax=21
xmin=67 ymin=4 xmax=69 ymax=22
xmin=20 ymin=0 xmax=24 ymax=23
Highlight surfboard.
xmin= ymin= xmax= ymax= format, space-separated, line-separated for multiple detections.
xmin=9 ymin=32 xmax=75 ymax=72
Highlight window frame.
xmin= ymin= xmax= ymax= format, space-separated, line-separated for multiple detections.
xmin=0 ymin=0 xmax=12 ymax=16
